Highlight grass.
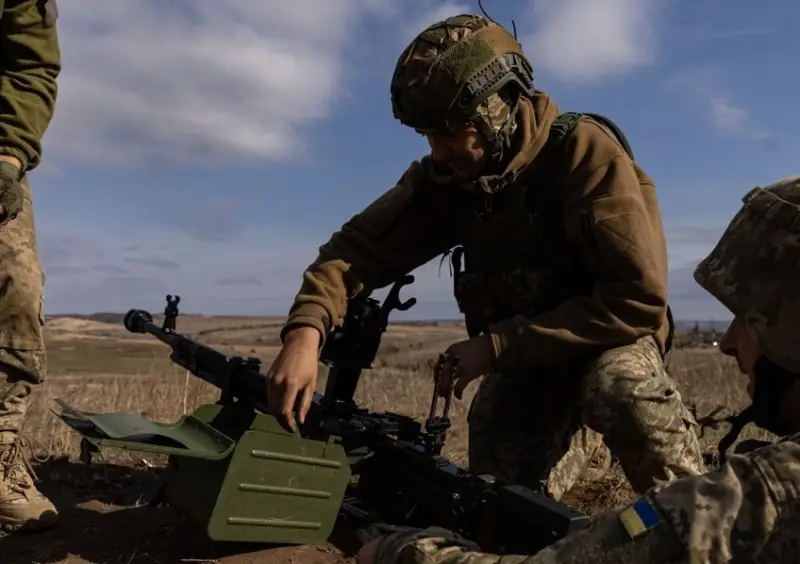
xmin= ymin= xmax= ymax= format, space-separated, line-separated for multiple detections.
xmin=1 ymin=315 xmax=775 ymax=563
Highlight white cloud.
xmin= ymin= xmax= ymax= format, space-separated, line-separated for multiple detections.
xmin=43 ymin=0 xmax=499 ymax=168
xmin=667 ymin=68 xmax=771 ymax=141
xmin=40 ymin=214 xmax=731 ymax=322
xmin=42 ymin=225 xmax=316 ymax=314
xmin=665 ymin=224 xmax=726 ymax=268
xmin=522 ymin=0 xmax=659 ymax=83
xmin=708 ymin=96 xmax=772 ymax=142
xmin=710 ymin=96 xmax=749 ymax=133
xmin=45 ymin=1 xmax=379 ymax=167
xmin=40 ymin=221 xmax=457 ymax=318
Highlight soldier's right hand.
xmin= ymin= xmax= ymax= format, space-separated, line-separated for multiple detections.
xmin=266 ymin=326 xmax=321 ymax=431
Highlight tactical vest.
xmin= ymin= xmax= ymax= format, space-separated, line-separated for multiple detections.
xmin=450 ymin=113 xmax=640 ymax=339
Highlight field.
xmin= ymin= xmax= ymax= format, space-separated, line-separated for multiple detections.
xmin=0 ymin=314 xmax=771 ymax=564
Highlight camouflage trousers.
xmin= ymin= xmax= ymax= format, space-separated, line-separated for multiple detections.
xmin=0 ymin=176 xmax=47 ymax=437
xmin=467 ymin=335 xmax=704 ymax=499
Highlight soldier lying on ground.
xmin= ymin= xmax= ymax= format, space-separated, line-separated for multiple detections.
xmin=267 ymin=13 xmax=704 ymax=504
xmin=357 ymin=174 xmax=800 ymax=564
xmin=0 ymin=0 xmax=61 ymax=534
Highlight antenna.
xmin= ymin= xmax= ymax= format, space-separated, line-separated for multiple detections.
xmin=477 ymin=0 xmax=518 ymax=39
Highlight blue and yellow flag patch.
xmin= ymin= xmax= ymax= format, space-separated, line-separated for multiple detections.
xmin=618 ymin=498 xmax=661 ymax=539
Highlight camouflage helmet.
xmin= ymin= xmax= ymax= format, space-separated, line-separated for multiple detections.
xmin=390 ymin=14 xmax=534 ymax=157
xmin=693 ymin=175 xmax=800 ymax=373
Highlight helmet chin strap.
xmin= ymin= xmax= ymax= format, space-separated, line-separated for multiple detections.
xmin=716 ymin=356 xmax=799 ymax=463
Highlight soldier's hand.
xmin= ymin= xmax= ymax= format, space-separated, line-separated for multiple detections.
xmin=0 ymin=161 xmax=23 ymax=225
xmin=356 ymin=523 xmax=423 ymax=564
xmin=357 ymin=524 xmax=476 ymax=564
xmin=266 ymin=326 xmax=320 ymax=431
xmin=357 ymin=536 xmax=383 ymax=564
xmin=438 ymin=335 xmax=496 ymax=399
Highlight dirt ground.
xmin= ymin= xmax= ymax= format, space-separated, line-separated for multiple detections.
xmin=0 ymin=314 xmax=769 ymax=564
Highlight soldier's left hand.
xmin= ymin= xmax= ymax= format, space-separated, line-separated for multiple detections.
xmin=0 ymin=161 xmax=23 ymax=225
xmin=357 ymin=524 xmax=479 ymax=564
xmin=357 ymin=536 xmax=383 ymax=564
xmin=356 ymin=523 xmax=421 ymax=564
xmin=439 ymin=335 xmax=496 ymax=399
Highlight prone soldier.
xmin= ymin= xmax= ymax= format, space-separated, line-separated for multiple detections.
xmin=358 ymin=174 xmax=800 ymax=563
xmin=0 ymin=0 xmax=61 ymax=533
xmin=267 ymin=13 xmax=704 ymax=501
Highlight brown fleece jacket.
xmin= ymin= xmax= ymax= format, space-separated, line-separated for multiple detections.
xmin=282 ymin=90 xmax=671 ymax=370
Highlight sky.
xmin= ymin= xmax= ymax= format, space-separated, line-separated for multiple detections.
xmin=29 ymin=0 xmax=800 ymax=323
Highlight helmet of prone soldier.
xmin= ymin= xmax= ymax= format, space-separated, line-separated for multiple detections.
xmin=389 ymin=14 xmax=535 ymax=156
xmin=693 ymin=175 xmax=800 ymax=374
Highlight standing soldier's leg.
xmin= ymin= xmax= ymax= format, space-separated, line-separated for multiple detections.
xmin=0 ymin=177 xmax=56 ymax=533
xmin=582 ymin=335 xmax=705 ymax=494
xmin=467 ymin=371 xmax=605 ymax=500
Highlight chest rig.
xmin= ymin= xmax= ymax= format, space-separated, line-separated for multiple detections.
xmin=449 ymin=113 xmax=635 ymax=338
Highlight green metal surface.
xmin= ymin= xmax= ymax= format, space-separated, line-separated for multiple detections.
xmin=165 ymin=403 xmax=351 ymax=544
xmin=52 ymin=399 xmax=352 ymax=545
xmin=51 ymin=398 xmax=235 ymax=459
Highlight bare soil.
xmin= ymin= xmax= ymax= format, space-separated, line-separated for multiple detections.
xmin=0 ymin=315 xmax=769 ymax=563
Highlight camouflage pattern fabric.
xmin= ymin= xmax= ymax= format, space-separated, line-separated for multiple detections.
xmin=367 ymin=508 xmax=683 ymax=564
xmin=0 ymin=164 xmax=25 ymax=223
xmin=389 ymin=14 xmax=529 ymax=157
xmin=0 ymin=174 xmax=55 ymax=535
xmin=370 ymin=434 xmax=800 ymax=564
xmin=0 ymin=0 xmax=60 ymax=534
xmin=580 ymin=336 xmax=703 ymax=491
xmin=0 ymin=0 xmax=59 ymax=434
xmin=694 ymin=174 xmax=800 ymax=374
xmin=0 ymin=175 xmax=46 ymax=434
xmin=467 ymin=368 xmax=603 ymax=500
xmin=467 ymin=336 xmax=704 ymax=500
xmin=473 ymin=91 xmax=518 ymax=148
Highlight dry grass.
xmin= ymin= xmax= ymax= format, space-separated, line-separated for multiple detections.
xmin=1 ymin=314 xmax=773 ymax=563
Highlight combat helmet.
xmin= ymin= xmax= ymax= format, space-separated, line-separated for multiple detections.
xmin=390 ymin=14 xmax=535 ymax=162
xmin=694 ymin=175 xmax=800 ymax=456
xmin=694 ymin=175 xmax=800 ymax=374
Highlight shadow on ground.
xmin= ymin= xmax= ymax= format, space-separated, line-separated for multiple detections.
xmin=0 ymin=457 xmax=354 ymax=564
xmin=3 ymin=440 xmax=765 ymax=563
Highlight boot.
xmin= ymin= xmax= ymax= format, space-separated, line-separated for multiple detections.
xmin=0 ymin=432 xmax=58 ymax=533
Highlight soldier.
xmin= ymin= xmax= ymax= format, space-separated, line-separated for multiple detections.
xmin=267 ymin=13 xmax=704 ymax=501
xmin=357 ymin=174 xmax=800 ymax=564
xmin=0 ymin=0 xmax=61 ymax=533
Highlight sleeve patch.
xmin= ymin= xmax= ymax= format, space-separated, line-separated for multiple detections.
xmin=618 ymin=498 xmax=661 ymax=539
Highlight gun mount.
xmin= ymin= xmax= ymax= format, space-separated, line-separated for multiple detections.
xmin=52 ymin=276 xmax=590 ymax=553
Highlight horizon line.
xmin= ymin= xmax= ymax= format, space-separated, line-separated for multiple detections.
xmin=44 ymin=312 xmax=734 ymax=325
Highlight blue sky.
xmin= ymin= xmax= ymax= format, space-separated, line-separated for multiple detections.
xmin=30 ymin=0 xmax=799 ymax=323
